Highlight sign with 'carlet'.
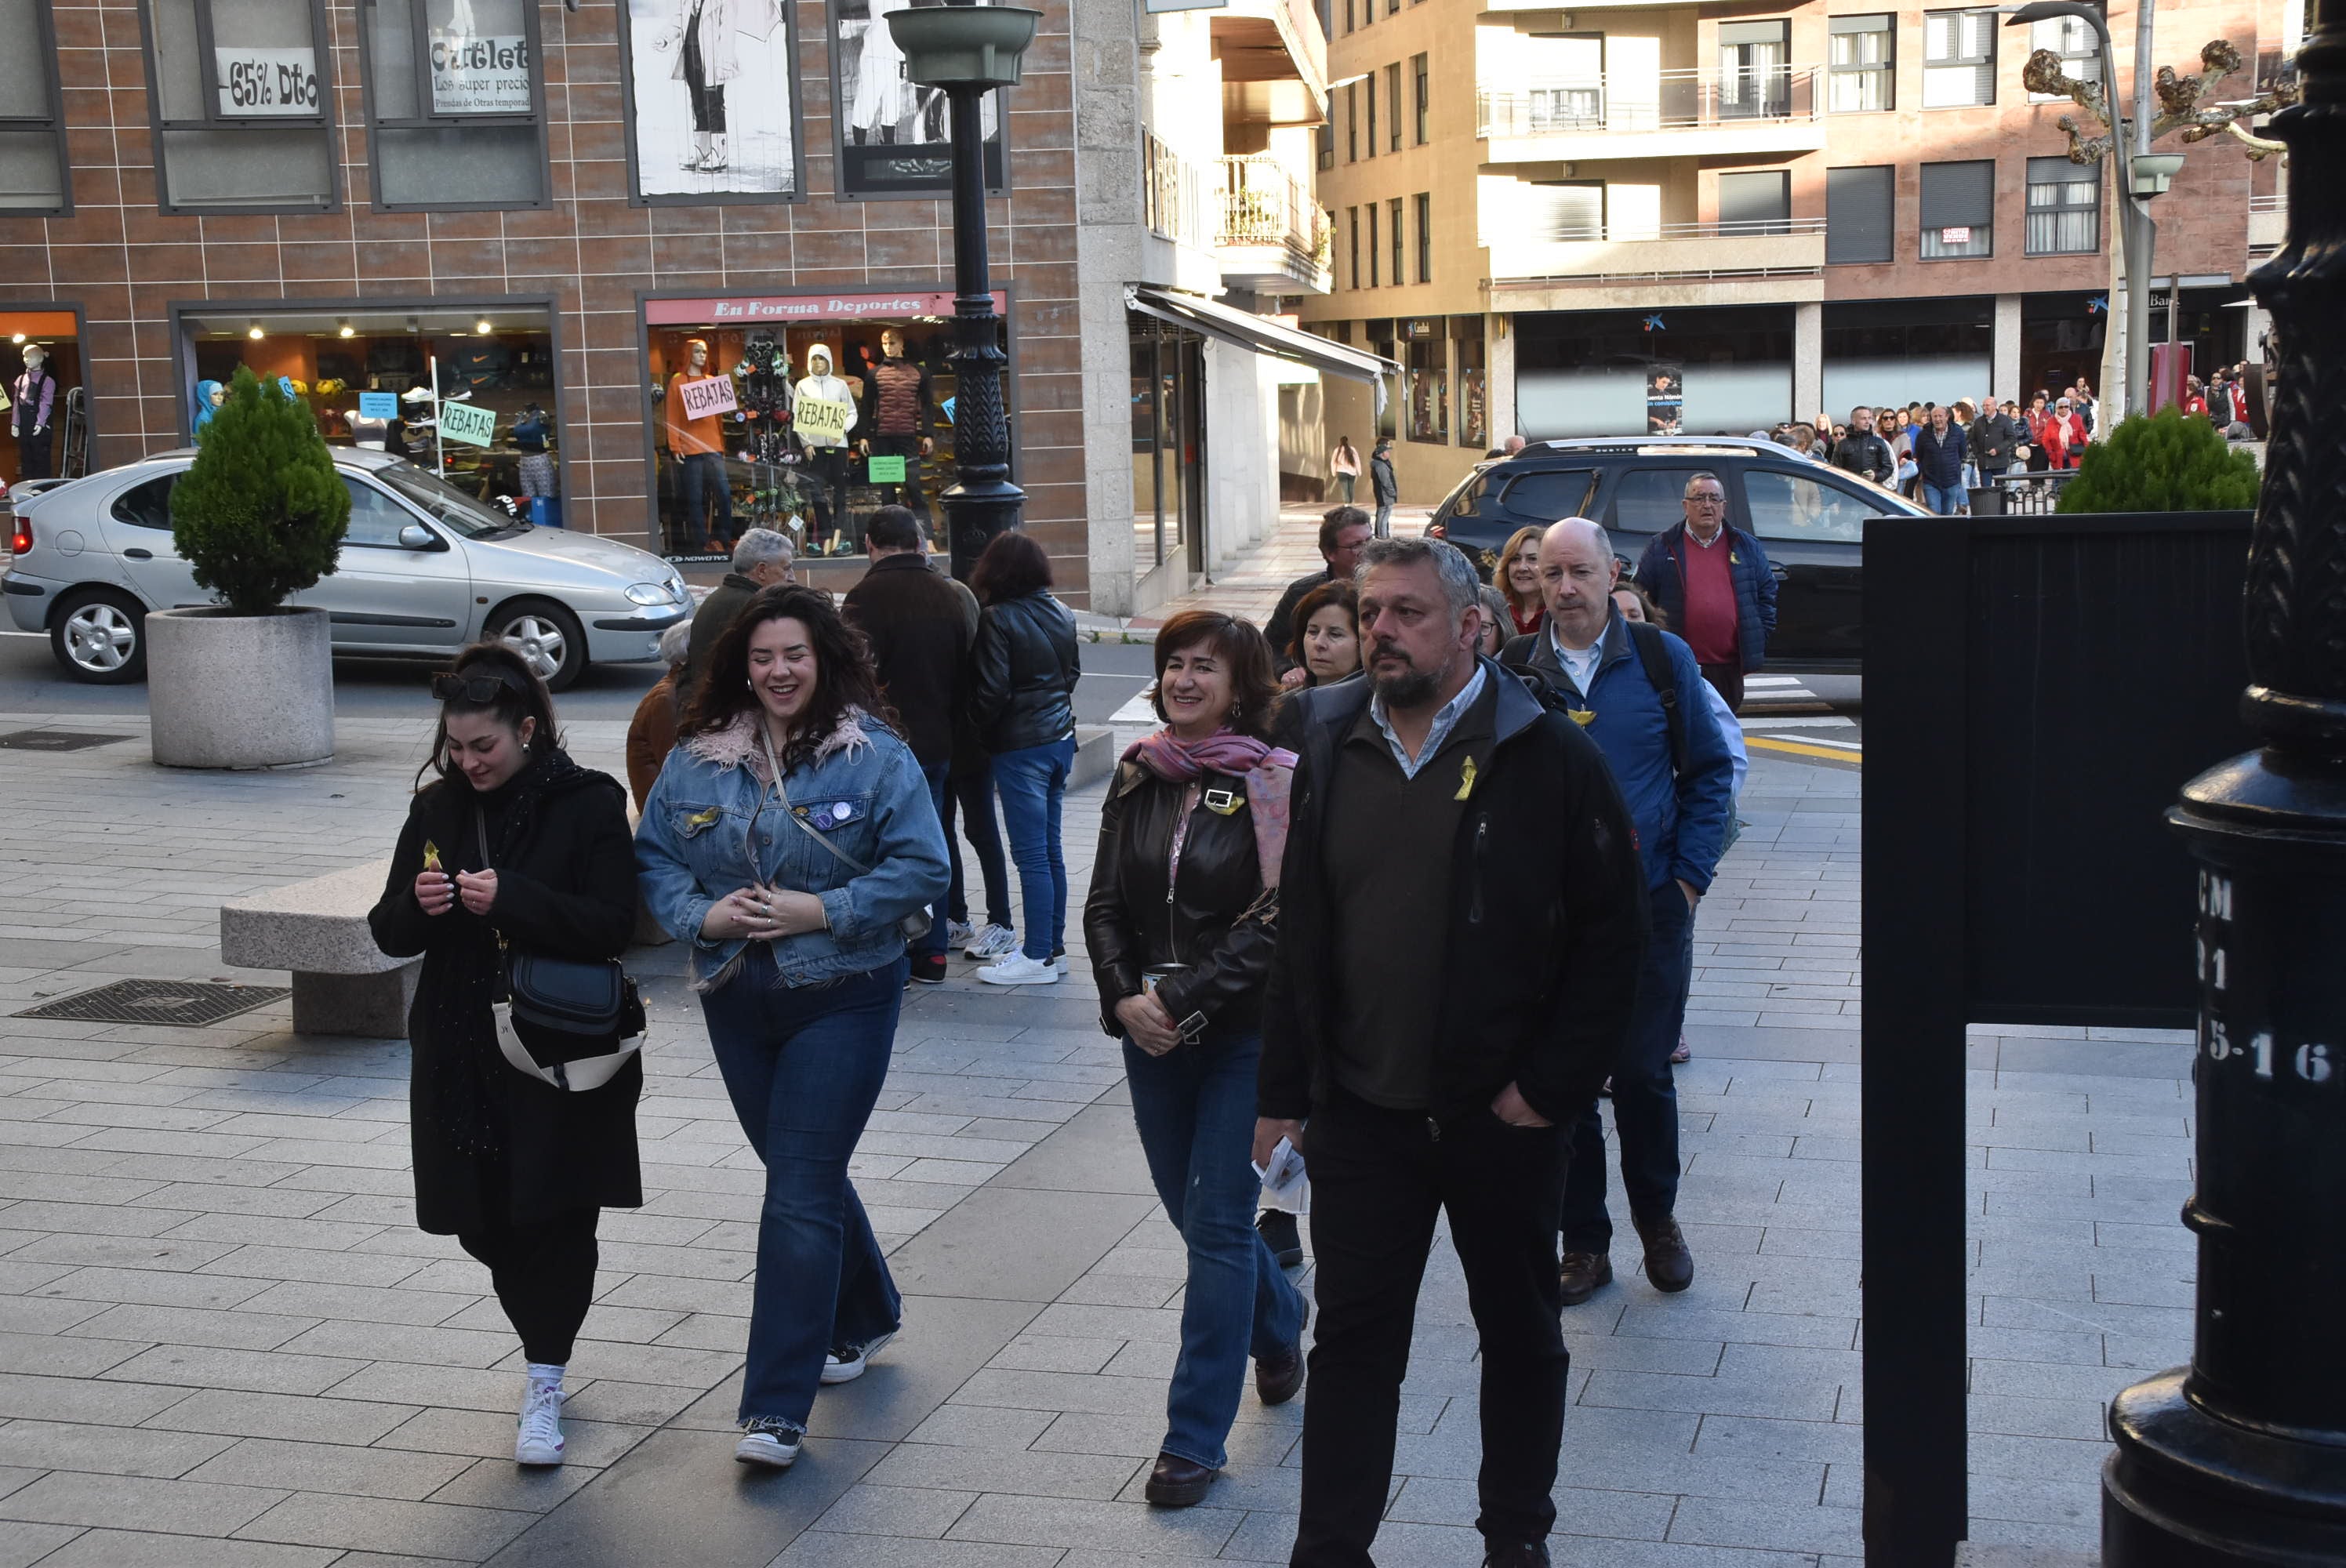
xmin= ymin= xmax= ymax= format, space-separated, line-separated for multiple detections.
xmin=430 ymin=34 xmax=532 ymax=114
xmin=677 ymin=376 xmax=739 ymax=420
xmin=438 ymin=400 xmax=498 ymax=448
xmin=214 ymin=47 xmax=322 ymax=116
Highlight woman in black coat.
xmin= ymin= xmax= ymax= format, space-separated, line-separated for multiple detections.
xmin=369 ymin=642 xmax=640 ymax=1471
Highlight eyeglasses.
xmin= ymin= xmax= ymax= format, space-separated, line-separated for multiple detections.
xmin=431 ymin=671 xmax=526 ymax=703
xmin=1687 ymin=493 xmax=1725 ymax=506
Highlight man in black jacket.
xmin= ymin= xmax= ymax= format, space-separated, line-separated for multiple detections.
xmin=1265 ymin=506 xmax=1373 ymax=679
xmin=1368 ymin=437 xmax=1399 ymax=537
xmin=1256 ymin=536 xmax=1647 ymax=1568
xmin=1828 ymin=405 xmax=1894 ymax=487
xmin=677 ymin=528 xmax=795 ymax=707
xmin=843 ymin=506 xmax=972 ymax=984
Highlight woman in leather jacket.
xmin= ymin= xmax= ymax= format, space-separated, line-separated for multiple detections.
xmin=1083 ymin=610 xmax=1308 ymax=1510
xmin=968 ymin=532 xmax=1080 ymax=984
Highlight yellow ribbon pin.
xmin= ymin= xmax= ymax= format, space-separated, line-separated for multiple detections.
xmin=421 ymin=840 xmax=442 ymax=873
xmin=1568 ymin=708 xmax=1596 ymax=726
xmin=1455 ymin=755 xmax=1477 ymax=801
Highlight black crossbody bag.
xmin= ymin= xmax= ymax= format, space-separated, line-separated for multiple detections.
xmin=478 ymin=813 xmax=648 ymax=1092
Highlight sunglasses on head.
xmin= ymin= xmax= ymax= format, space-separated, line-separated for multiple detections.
xmin=431 ymin=669 xmax=528 ymax=703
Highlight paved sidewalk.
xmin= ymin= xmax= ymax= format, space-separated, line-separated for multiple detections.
xmin=0 ymin=711 xmax=2182 ymax=1565
xmin=1086 ymin=506 xmax=1434 ymax=635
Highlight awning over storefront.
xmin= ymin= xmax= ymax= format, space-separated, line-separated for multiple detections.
xmin=1126 ymin=285 xmax=1395 ymax=385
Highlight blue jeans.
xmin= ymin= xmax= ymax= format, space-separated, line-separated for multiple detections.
xmin=1922 ymin=481 xmax=1966 ymax=514
xmin=918 ymin=760 xmax=951 ymax=961
xmin=1123 ymin=1028 xmax=1305 ymax=1471
xmin=993 ymin=735 xmax=1073 ymax=961
xmin=700 ymin=947 xmax=906 ymax=1428
xmin=1563 ymin=881 xmax=1694 ymax=1254
xmin=946 ymin=755 xmax=1011 ymax=930
xmin=677 ymin=452 xmax=731 ymax=550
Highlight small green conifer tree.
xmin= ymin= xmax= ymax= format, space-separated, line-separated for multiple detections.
xmin=170 ymin=367 xmax=350 ymax=614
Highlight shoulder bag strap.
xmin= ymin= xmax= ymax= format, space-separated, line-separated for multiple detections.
xmin=1625 ymin=621 xmax=1689 ymax=779
xmin=757 ymin=722 xmax=873 ymax=877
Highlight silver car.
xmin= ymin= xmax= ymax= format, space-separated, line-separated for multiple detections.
xmin=3 ymin=448 xmax=688 ymax=690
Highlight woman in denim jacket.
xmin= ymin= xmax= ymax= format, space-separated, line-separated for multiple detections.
xmin=637 ymin=584 xmax=948 ymax=1471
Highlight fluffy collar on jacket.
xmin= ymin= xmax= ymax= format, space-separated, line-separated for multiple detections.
xmin=681 ymin=707 xmax=876 ymax=780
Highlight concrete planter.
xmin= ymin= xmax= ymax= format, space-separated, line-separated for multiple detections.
xmin=148 ymin=606 xmax=335 ymax=769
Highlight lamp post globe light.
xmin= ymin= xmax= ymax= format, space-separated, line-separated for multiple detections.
xmin=2102 ymin=2 xmax=2346 ymax=1561
xmin=885 ymin=0 xmax=1043 ymax=580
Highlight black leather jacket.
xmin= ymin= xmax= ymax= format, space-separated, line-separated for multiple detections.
xmin=1084 ymin=760 xmax=1276 ymax=1038
xmin=971 ymin=590 xmax=1080 ymax=754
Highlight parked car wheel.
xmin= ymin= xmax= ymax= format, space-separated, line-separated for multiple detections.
xmin=50 ymin=588 xmax=147 ymax=684
xmin=492 ymin=599 xmax=586 ymax=691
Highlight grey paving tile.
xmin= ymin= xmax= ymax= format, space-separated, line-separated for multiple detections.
xmin=773 ymin=1537 xmax=1066 ymax=1567
xmin=32 ymin=1529 xmax=341 ymax=1566
xmin=0 ymin=1416 xmax=237 ymax=1478
xmin=866 ymin=1442 xmax=1142 ymax=1500
xmin=811 ymin=1480 xmax=982 ymax=1539
xmin=946 ymin=1492 xmax=1243 ymax=1554
xmin=0 ymin=1468 xmax=289 ymax=1534
xmin=185 ymin=1436 xmax=476 ymax=1501
xmin=102 ymin=1342 xmax=369 ymax=1396
xmin=234 ymin=1490 xmax=537 ymax=1559
xmin=0 ymin=1370 xmax=193 ymax=1425
xmin=376 ymin=1408 xmax=652 ymax=1470
xmin=139 ymin=1388 xmax=423 ymax=1445
xmin=0 ymin=1521 xmax=83 ymax=1568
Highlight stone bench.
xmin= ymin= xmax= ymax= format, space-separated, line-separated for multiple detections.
xmin=220 ymin=860 xmax=416 ymax=1038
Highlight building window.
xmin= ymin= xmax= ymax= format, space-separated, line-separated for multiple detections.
xmin=1343 ymin=0 xmax=1352 ymax=32
xmin=1920 ymin=158 xmax=1994 ymax=257
xmin=1386 ymin=0 xmax=1397 ymax=17
xmin=1828 ymin=15 xmax=1894 ymax=112
xmin=1717 ymin=20 xmax=1792 ymax=119
xmin=1414 ymin=192 xmax=1432 ymax=281
xmin=1825 ymin=165 xmax=1894 ymax=263
xmin=1413 ymin=53 xmax=1429 ymax=143
xmin=2025 ymin=154 xmax=2099 ymax=254
xmin=1406 ymin=323 xmax=1447 ymax=445
xmin=140 ymin=0 xmax=340 ymax=212
xmin=1718 ymin=169 xmax=1791 ymax=236
xmin=1385 ymin=64 xmax=1403 ymax=151
xmin=1348 ymin=206 xmax=1360 ymax=289
xmin=1346 ymin=82 xmax=1358 ymax=162
xmin=1367 ymin=204 xmax=1379 ymax=285
xmin=2028 ymin=16 xmax=2102 ymax=102
xmin=1923 ymin=9 xmax=1997 ymax=107
xmin=1389 ymin=197 xmax=1404 ymax=286
xmin=1317 ymin=121 xmax=1334 ymax=171
xmin=1366 ymin=71 xmax=1377 ymax=156
xmin=361 ymin=0 xmax=551 ymax=210
xmin=1367 ymin=320 xmax=1396 ymax=438
xmin=0 ymin=0 xmax=70 ymax=213
xmin=1529 ymin=180 xmax=1604 ymax=241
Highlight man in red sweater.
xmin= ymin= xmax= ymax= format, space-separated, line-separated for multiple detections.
xmin=1631 ymin=473 xmax=1776 ymax=714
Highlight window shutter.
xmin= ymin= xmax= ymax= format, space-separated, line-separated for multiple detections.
xmin=1827 ymin=165 xmax=1894 ymax=263
xmin=1920 ymin=159 xmax=1993 ymax=229
xmin=1719 ymin=170 xmax=1790 ymax=230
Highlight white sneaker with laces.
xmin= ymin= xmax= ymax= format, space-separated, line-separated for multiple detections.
xmin=963 ymin=923 xmax=1017 ymax=960
xmin=822 ymin=1328 xmax=897 ymax=1385
xmin=947 ymin=919 xmax=975 ymax=949
xmin=514 ymin=1377 xmax=565 ymax=1466
xmin=977 ymin=953 xmax=1059 ymax=985
xmin=735 ymin=1418 xmax=802 ymax=1468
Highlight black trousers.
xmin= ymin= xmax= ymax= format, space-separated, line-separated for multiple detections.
xmin=457 ymin=1207 xmax=601 ymax=1367
xmin=14 ymin=427 xmax=52 ymax=481
xmin=1292 ymin=1091 xmax=1571 ymax=1566
xmin=867 ymin=431 xmax=930 ymax=524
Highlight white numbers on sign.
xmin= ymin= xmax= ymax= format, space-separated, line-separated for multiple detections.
xmin=2251 ymin=1030 xmax=2274 ymax=1080
xmin=2296 ymin=1044 xmax=2333 ymax=1084
xmin=2199 ymin=872 xmax=2234 ymax=920
xmin=2206 ymin=1019 xmax=2232 ymax=1061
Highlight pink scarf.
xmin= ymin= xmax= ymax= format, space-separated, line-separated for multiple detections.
xmin=1123 ymin=727 xmax=1298 ymax=890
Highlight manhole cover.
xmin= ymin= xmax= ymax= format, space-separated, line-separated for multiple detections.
xmin=0 ymin=729 xmax=127 ymax=753
xmin=16 ymin=978 xmax=289 ymax=1026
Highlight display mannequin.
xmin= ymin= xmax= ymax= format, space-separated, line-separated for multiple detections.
xmin=794 ymin=343 xmax=858 ymax=552
xmin=12 ymin=345 xmax=57 ymax=481
xmin=663 ymin=336 xmax=730 ymax=552
xmin=513 ymin=403 xmax=554 ymax=500
xmin=193 ymin=379 xmax=224 ymax=436
xmin=857 ymin=326 xmax=933 ymax=527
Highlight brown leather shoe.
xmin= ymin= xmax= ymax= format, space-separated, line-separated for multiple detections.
xmin=1559 ymin=1250 xmax=1611 ymax=1305
xmin=1634 ymin=1214 xmax=1694 ymax=1293
xmin=1256 ymin=1344 xmax=1304 ymax=1406
xmin=1143 ymin=1450 xmax=1218 ymax=1508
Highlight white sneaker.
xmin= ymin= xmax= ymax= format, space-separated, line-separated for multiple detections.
xmin=821 ymin=1327 xmax=897 ymax=1385
xmin=978 ymin=953 xmax=1059 ymax=985
xmin=735 ymin=1418 xmax=802 ymax=1468
xmin=963 ymin=923 xmax=1017 ymax=960
xmin=514 ymin=1377 xmax=565 ymax=1466
xmin=947 ymin=920 xmax=975 ymax=949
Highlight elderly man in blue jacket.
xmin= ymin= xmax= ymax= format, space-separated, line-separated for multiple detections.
xmin=1632 ymin=472 xmax=1776 ymax=713
xmin=1502 ymin=517 xmax=1737 ymax=1305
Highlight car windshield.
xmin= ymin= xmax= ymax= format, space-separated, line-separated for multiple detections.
xmin=372 ymin=463 xmax=525 ymax=539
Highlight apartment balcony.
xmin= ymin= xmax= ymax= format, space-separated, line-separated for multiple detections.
xmin=1477 ymin=67 xmax=1825 ymax=162
xmin=2250 ymin=192 xmax=2285 ymax=258
xmin=1211 ymin=0 xmax=1327 ymax=124
xmin=1216 ymin=155 xmax=1333 ymax=296
xmin=1487 ymin=219 xmax=1826 ymax=311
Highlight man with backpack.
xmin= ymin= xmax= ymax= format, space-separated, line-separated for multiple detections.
xmin=1501 ymin=518 xmax=1736 ymax=1308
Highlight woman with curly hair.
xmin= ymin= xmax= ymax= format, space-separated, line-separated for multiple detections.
xmin=636 ymin=584 xmax=948 ymax=1472
xmin=1494 ymin=526 xmax=1547 ymax=638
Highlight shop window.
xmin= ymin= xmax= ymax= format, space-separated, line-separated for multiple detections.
xmin=823 ymin=0 xmax=994 ymax=201
xmin=0 ymin=0 xmax=70 ymax=213
xmin=643 ymin=292 xmax=1004 ymax=563
xmin=140 ymin=0 xmax=339 ymax=212
xmin=1453 ymin=317 xmax=1486 ymax=449
xmin=1385 ymin=64 xmax=1402 ymax=153
xmin=1828 ymin=15 xmax=1894 ymax=113
xmin=177 ymin=303 xmax=562 ymax=523
xmin=1920 ymin=158 xmax=1993 ymax=258
xmin=1827 ymin=165 xmax=1894 ymax=264
xmin=1923 ymin=9 xmax=1996 ymax=108
xmin=1413 ymin=54 xmax=1429 ymax=143
xmin=3 ymin=312 xmax=85 ymax=485
xmin=360 ymin=0 xmax=548 ymax=209
xmin=2026 ymin=155 xmax=2099 ymax=255
xmin=2029 ymin=16 xmax=2101 ymax=103
xmin=1405 ymin=325 xmax=1447 ymax=445
xmin=1414 ymin=193 xmax=1432 ymax=282
xmin=1129 ymin=326 xmax=1197 ymax=574
xmin=1366 ymin=320 xmax=1397 ymax=440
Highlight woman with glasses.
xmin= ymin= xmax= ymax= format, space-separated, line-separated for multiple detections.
xmin=369 ymin=644 xmax=642 ymax=1471
xmin=636 ymin=584 xmax=948 ymax=1472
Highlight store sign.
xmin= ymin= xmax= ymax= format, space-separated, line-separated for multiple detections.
xmin=677 ymin=375 xmax=738 ymax=420
xmin=430 ymin=34 xmax=532 ymax=114
xmin=214 ymin=47 xmax=322 ymax=116
xmin=438 ymin=401 xmax=497 ymax=448
xmin=1939 ymin=226 xmax=1973 ymax=245
xmin=358 ymin=391 xmax=398 ymax=420
xmin=866 ymin=454 xmax=907 ymax=484
xmin=794 ymin=394 xmax=853 ymax=448
xmin=645 ymin=291 xmax=1008 ymax=326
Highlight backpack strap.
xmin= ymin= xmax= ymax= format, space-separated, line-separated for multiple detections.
xmin=1625 ymin=621 xmax=1688 ymax=778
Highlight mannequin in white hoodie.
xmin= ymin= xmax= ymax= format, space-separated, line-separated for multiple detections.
xmin=794 ymin=343 xmax=859 ymax=552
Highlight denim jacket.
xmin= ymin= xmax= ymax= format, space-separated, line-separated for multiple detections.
xmin=636 ymin=707 xmax=950 ymax=992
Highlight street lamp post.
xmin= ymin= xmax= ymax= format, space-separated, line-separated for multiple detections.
xmin=885 ymin=0 xmax=1041 ymax=580
xmin=2103 ymin=2 xmax=2346 ymax=1561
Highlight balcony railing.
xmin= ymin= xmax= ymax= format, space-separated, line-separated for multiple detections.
xmin=1476 ymin=65 xmax=1818 ymax=140
xmin=1215 ymin=155 xmax=1332 ymax=282
xmin=1494 ymin=216 xmax=1828 ymax=245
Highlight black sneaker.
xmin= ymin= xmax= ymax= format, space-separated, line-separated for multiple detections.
xmin=1257 ymin=1210 xmax=1303 ymax=1269
xmin=909 ymin=953 xmax=947 ymax=985
xmin=821 ymin=1328 xmax=896 ymax=1385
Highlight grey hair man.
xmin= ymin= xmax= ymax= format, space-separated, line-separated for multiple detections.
xmin=1259 ymin=532 xmax=1647 ymax=1568
xmin=678 ymin=528 xmax=797 ymax=705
